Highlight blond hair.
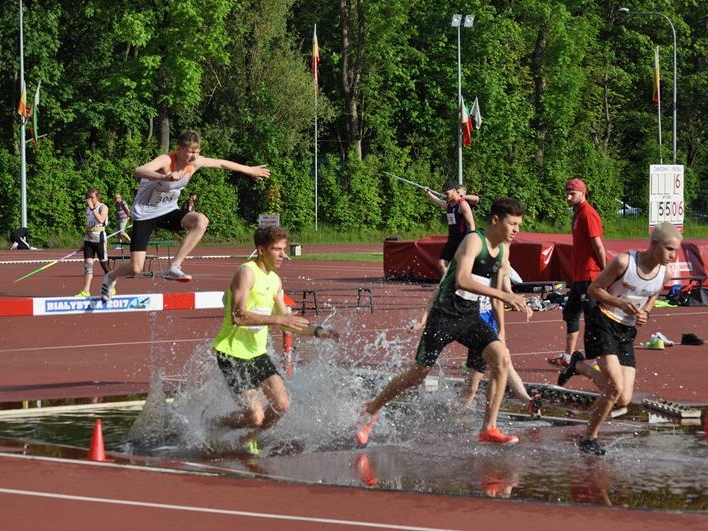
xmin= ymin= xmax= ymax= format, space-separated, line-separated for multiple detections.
xmin=651 ymin=222 xmax=682 ymax=244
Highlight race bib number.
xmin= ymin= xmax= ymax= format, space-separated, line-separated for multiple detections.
xmin=148 ymin=188 xmax=179 ymax=206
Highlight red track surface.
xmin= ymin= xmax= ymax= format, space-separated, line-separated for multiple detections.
xmin=1 ymin=243 xmax=707 ymax=530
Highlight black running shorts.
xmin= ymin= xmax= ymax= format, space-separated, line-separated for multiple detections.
xmin=415 ymin=302 xmax=498 ymax=369
xmin=216 ymin=352 xmax=280 ymax=394
xmin=130 ymin=209 xmax=187 ymax=252
xmin=583 ymin=305 xmax=637 ymax=368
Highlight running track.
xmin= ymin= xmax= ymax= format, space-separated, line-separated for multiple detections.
xmin=1 ymin=244 xmax=707 ymax=530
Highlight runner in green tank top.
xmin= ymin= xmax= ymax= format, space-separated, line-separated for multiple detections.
xmin=355 ymin=198 xmax=530 ymax=446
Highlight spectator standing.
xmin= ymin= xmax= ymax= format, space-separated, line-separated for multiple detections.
xmin=114 ymin=193 xmax=131 ymax=249
xmin=548 ymin=178 xmax=606 ymax=367
xmin=77 ymin=188 xmax=110 ymax=297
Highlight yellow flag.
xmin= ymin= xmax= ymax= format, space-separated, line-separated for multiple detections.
xmin=652 ymin=46 xmax=661 ymax=105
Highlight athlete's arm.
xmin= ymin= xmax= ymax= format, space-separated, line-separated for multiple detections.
xmin=228 ymin=266 xmax=308 ymax=331
xmin=463 ymin=194 xmax=480 ymax=205
xmin=587 ymin=253 xmax=639 ymax=317
xmin=424 ymin=188 xmax=446 ymax=208
xmin=458 ymin=199 xmax=476 ymax=231
xmin=590 ymin=236 xmax=607 ymax=270
xmin=134 ymin=154 xmax=175 ymax=181
xmin=636 ymin=268 xmax=672 ymax=327
xmin=94 ymin=204 xmax=109 ymax=225
xmin=454 ymin=236 xmax=527 ymax=312
xmin=492 ymin=265 xmax=507 ymax=343
xmin=195 ymin=156 xmax=270 ymax=181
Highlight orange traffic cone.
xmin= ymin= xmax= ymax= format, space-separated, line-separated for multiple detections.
xmin=88 ymin=418 xmax=114 ymax=462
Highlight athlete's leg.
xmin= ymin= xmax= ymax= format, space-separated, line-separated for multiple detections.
xmin=585 ymin=355 xmax=623 ymax=439
xmin=172 ymin=211 xmax=209 ymax=269
xmin=506 ymin=362 xmax=532 ymax=402
xmin=366 ymin=364 xmax=430 ymax=415
xmin=80 ymin=258 xmax=94 ymax=293
xmin=459 ymin=369 xmax=484 ymax=407
xmin=480 ymin=340 xmax=509 ymax=432
xmin=258 ymin=373 xmax=291 ymax=430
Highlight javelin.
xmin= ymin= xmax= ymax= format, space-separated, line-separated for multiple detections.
xmin=382 ymin=171 xmax=443 ymax=197
xmin=13 ymin=225 xmax=132 ymax=283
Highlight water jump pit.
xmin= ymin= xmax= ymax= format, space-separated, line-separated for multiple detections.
xmin=1 ymin=350 xmax=707 ymax=513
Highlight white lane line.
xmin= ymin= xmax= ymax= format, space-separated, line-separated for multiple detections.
xmin=0 ymin=487 xmax=461 ymax=531
xmin=0 ymin=338 xmax=209 ymax=354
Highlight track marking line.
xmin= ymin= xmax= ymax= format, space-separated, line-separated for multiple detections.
xmin=0 ymin=487 xmax=462 ymax=531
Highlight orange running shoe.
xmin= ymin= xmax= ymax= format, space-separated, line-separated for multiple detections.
xmin=479 ymin=427 xmax=519 ymax=445
xmin=355 ymin=403 xmax=378 ymax=446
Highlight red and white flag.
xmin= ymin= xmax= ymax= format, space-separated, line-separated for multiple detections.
xmin=460 ymin=96 xmax=473 ymax=147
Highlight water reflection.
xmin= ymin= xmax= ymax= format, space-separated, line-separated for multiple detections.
xmin=0 ymin=342 xmax=706 ymax=513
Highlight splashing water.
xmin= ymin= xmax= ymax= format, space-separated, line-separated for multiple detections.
xmin=123 ymin=324 xmax=474 ymax=458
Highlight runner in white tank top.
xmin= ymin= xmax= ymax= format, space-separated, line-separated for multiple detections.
xmin=100 ymin=130 xmax=270 ymax=302
xmin=557 ymin=222 xmax=682 ymax=456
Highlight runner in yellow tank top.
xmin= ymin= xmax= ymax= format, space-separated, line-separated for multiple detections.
xmin=212 ymin=226 xmax=339 ymax=454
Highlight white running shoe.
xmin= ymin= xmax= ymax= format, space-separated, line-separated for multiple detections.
xmin=652 ymin=332 xmax=674 ymax=346
xmin=163 ymin=266 xmax=192 ymax=282
xmin=101 ymin=273 xmax=116 ymax=302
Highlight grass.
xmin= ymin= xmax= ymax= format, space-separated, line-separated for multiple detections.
xmin=4 ymin=217 xmax=707 ymax=254
xmin=288 ymin=252 xmax=383 ymax=262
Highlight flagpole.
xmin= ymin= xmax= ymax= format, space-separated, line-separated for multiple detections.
xmin=451 ymin=15 xmax=474 ymax=185
xmin=314 ymin=79 xmax=318 ymax=232
xmin=19 ymin=0 xmax=28 ymax=228
xmin=313 ymin=24 xmax=319 ymax=231
xmin=655 ymin=46 xmax=663 ymax=164
xmin=456 ymin=20 xmax=463 ymax=185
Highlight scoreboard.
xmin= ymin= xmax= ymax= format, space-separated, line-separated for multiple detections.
xmin=649 ymin=164 xmax=684 ymax=232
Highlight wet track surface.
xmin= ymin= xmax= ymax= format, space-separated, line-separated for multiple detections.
xmin=2 ymin=247 xmax=708 ymax=527
xmin=1 ymin=373 xmax=707 ymax=513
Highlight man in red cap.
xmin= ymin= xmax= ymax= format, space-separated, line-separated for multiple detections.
xmin=549 ymin=178 xmax=607 ymax=370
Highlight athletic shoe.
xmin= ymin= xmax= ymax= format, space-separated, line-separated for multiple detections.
xmin=100 ymin=273 xmax=116 ymax=303
xmin=245 ymin=438 xmax=261 ymax=456
xmin=163 ymin=266 xmax=192 ymax=282
xmin=653 ymin=332 xmax=674 ymax=346
xmin=610 ymin=406 xmax=628 ymax=418
xmin=355 ymin=454 xmax=378 ymax=487
xmin=355 ymin=403 xmax=378 ymax=447
xmin=546 ymin=352 xmax=569 ymax=367
xmin=479 ymin=427 xmax=519 ymax=444
xmin=527 ymin=393 xmax=543 ymax=418
xmin=578 ymin=436 xmax=606 ymax=456
xmin=557 ymin=350 xmax=584 ymax=387
xmin=114 ymin=245 xmax=122 ymax=250
xmin=76 ymin=290 xmax=91 ymax=297
xmin=643 ymin=337 xmax=665 ymax=350
xmin=681 ymin=333 xmax=705 ymax=346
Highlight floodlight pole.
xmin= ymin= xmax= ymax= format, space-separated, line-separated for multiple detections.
xmin=451 ymin=14 xmax=474 ymax=185
xmin=619 ymin=7 xmax=677 ymax=163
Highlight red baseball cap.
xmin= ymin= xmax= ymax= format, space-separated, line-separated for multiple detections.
xmin=565 ymin=178 xmax=586 ymax=193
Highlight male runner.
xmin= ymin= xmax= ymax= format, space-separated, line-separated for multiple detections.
xmin=356 ymin=198 xmax=529 ymax=446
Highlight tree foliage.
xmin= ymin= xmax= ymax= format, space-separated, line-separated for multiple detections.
xmin=0 ymin=0 xmax=706 ymax=245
